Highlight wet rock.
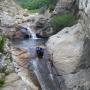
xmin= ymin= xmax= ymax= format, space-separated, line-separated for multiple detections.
xmin=9 ymin=47 xmax=41 ymax=90
xmin=15 ymin=26 xmax=30 ymax=39
xmin=36 ymin=33 xmax=48 ymax=38
xmin=5 ymin=26 xmax=30 ymax=40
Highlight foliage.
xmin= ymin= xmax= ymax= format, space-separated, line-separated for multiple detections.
xmin=29 ymin=9 xmax=40 ymax=13
xmin=0 ymin=36 xmax=6 ymax=53
xmin=50 ymin=12 xmax=76 ymax=32
xmin=48 ymin=4 xmax=55 ymax=12
xmin=0 ymin=80 xmax=5 ymax=87
xmin=15 ymin=0 xmax=58 ymax=13
xmin=16 ymin=0 xmax=50 ymax=10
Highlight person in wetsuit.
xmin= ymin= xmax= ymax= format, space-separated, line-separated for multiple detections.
xmin=36 ymin=47 xmax=44 ymax=59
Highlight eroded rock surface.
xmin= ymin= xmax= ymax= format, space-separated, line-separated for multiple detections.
xmin=9 ymin=47 xmax=41 ymax=90
xmin=47 ymin=0 xmax=90 ymax=90
xmin=47 ymin=23 xmax=84 ymax=74
xmin=53 ymin=0 xmax=75 ymax=15
xmin=1 ymin=73 xmax=31 ymax=90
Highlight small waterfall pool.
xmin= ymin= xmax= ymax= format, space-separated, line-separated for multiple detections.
xmin=13 ymin=38 xmax=46 ymax=49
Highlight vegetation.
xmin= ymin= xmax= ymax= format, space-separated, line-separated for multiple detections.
xmin=29 ymin=9 xmax=40 ymax=13
xmin=15 ymin=0 xmax=58 ymax=13
xmin=50 ymin=12 xmax=76 ymax=32
xmin=0 ymin=80 xmax=5 ymax=87
xmin=16 ymin=0 xmax=49 ymax=10
xmin=0 ymin=36 xmax=6 ymax=53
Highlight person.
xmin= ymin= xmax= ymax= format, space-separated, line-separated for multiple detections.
xmin=36 ymin=47 xmax=44 ymax=59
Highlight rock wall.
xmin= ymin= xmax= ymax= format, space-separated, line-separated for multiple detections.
xmin=53 ymin=0 xmax=75 ymax=15
xmin=47 ymin=0 xmax=90 ymax=90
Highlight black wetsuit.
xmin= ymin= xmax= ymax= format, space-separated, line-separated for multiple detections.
xmin=36 ymin=47 xmax=44 ymax=58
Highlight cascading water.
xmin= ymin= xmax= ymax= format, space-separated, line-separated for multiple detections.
xmin=12 ymin=23 xmax=65 ymax=90
xmin=23 ymin=23 xmax=37 ymax=39
xmin=27 ymin=26 xmax=37 ymax=39
xmin=30 ymin=58 xmax=60 ymax=90
xmin=21 ymin=23 xmax=38 ymax=39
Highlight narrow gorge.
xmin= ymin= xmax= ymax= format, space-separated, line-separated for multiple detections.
xmin=0 ymin=0 xmax=90 ymax=90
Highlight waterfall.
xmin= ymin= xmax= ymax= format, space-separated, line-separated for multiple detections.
xmin=26 ymin=26 xmax=37 ymax=39
xmin=29 ymin=59 xmax=60 ymax=90
xmin=22 ymin=23 xmax=37 ymax=39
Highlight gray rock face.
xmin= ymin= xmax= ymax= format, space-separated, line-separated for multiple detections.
xmin=5 ymin=25 xmax=30 ymax=40
xmin=35 ymin=17 xmax=53 ymax=38
xmin=0 ymin=12 xmax=15 ymax=27
xmin=47 ymin=0 xmax=90 ymax=90
xmin=1 ymin=73 xmax=31 ymax=90
xmin=79 ymin=0 xmax=90 ymax=39
xmin=53 ymin=0 xmax=75 ymax=15
xmin=47 ymin=23 xmax=84 ymax=74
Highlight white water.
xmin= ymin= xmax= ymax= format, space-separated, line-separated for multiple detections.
xmin=22 ymin=23 xmax=37 ymax=39
xmin=26 ymin=26 xmax=37 ymax=39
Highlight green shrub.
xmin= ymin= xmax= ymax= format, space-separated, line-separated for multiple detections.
xmin=15 ymin=0 xmax=58 ymax=13
xmin=0 ymin=80 xmax=5 ymax=87
xmin=0 ymin=36 xmax=6 ymax=53
xmin=50 ymin=13 xmax=75 ymax=32
xmin=49 ymin=4 xmax=55 ymax=12
xmin=16 ymin=0 xmax=50 ymax=10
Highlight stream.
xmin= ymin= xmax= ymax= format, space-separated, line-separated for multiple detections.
xmin=11 ymin=26 xmax=64 ymax=90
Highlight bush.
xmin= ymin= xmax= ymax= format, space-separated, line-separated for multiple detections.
xmin=49 ymin=4 xmax=55 ymax=12
xmin=16 ymin=0 xmax=50 ymax=10
xmin=15 ymin=0 xmax=58 ymax=13
xmin=50 ymin=13 xmax=75 ymax=32
xmin=0 ymin=80 xmax=5 ymax=87
xmin=0 ymin=36 xmax=6 ymax=53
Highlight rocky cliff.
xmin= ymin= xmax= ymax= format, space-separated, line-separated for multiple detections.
xmin=47 ymin=0 xmax=90 ymax=90
xmin=1 ymin=0 xmax=90 ymax=90
xmin=53 ymin=0 xmax=77 ymax=15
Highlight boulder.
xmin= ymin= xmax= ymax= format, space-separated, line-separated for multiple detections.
xmin=47 ymin=23 xmax=84 ymax=74
xmin=35 ymin=17 xmax=54 ymax=38
xmin=15 ymin=26 xmax=30 ymax=39
xmin=47 ymin=22 xmax=90 ymax=90
xmin=47 ymin=0 xmax=90 ymax=89
xmin=5 ymin=26 xmax=30 ymax=40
